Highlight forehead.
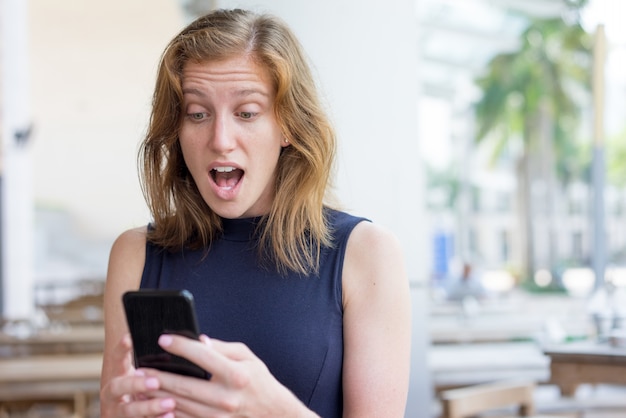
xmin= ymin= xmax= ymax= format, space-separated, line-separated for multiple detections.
xmin=181 ymin=54 xmax=275 ymax=91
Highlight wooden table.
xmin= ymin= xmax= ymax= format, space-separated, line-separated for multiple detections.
xmin=0 ymin=325 xmax=104 ymax=356
xmin=429 ymin=292 xmax=593 ymax=345
xmin=0 ymin=353 xmax=102 ymax=416
xmin=544 ymin=342 xmax=626 ymax=396
xmin=429 ymin=341 xmax=550 ymax=392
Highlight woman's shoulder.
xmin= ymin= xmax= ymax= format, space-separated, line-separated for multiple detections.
xmin=325 ymin=208 xmax=404 ymax=269
xmin=338 ymin=208 xmax=406 ymax=287
xmin=327 ymin=208 xmax=401 ymax=242
xmin=112 ymin=226 xmax=148 ymax=250
xmin=106 ymin=226 xmax=149 ymax=298
xmin=109 ymin=226 xmax=148 ymax=267
xmin=347 ymin=218 xmax=402 ymax=258
xmin=342 ymin=216 xmax=409 ymax=324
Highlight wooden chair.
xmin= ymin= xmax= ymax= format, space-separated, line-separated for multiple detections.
xmin=439 ymin=380 xmax=574 ymax=418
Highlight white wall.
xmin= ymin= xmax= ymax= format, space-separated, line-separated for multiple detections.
xmin=30 ymin=0 xmax=184 ymax=240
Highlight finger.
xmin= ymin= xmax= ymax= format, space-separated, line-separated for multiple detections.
xmin=107 ymin=376 xmax=176 ymax=418
xmin=143 ymin=375 xmax=233 ymax=417
xmin=203 ymin=337 xmax=253 ymax=361
xmin=167 ymin=393 xmax=226 ymax=418
xmin=111 ymin=333 xmax=134 ymax=376
xmin=117 ymin=396 xmax=176 ymax=418
xmin=158 ymin=334 xmax=234 ymax=378
xmin=108 ymin=373 xmax=161 ymax=400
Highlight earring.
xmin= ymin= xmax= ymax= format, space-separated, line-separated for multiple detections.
xmin=283 ymin=138 xmax=289 ymax=144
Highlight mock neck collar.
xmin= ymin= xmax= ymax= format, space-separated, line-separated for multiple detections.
xmin=221 ymin=216 xmax=263 ymax=242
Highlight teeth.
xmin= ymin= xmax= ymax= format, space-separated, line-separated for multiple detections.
xmin=213 ymin=166 xmax=236 ymax=173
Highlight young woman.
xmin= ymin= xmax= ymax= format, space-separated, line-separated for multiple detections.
xmin=100 ymin=9 xmax=411 ymax=418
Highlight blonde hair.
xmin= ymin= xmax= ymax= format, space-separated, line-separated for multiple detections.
xmin=139 ymin=9 xmax=336 ymax=275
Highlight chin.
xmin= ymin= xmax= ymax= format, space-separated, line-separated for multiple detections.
xmin=210 ymin=204 xmax=250 ymax=220
xmin=207 ymin=196 xmax=270 ymax=219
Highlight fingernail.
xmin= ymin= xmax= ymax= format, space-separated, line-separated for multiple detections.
xmin=145 ymin=377 xmax=159 ymax=389
xmin=158 ymin=334 xmax=173 ymax=347
xmin=161 ymin=398 xmax=175 ymax=409
xmin=200 ymin=334 xmax=212 ymax=347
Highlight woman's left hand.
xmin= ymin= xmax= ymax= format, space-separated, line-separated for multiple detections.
xmin=141 ymin=334 xmax=319 ymax=418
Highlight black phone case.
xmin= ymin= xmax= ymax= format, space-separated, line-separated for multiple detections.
xmin=122 ymin=289 xmax=209 ymax=379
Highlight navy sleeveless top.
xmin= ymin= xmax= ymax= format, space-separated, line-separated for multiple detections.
xmin=140 ymin=208 xmax=367 ymax=417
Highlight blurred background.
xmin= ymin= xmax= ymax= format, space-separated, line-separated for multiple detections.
xmin=1 ymin=0 xmax=626 ymax=417
xmin=421 ymin=0 xmax=626 ymax=304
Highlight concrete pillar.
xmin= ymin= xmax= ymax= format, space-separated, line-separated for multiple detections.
xmin=221 ymin=1 xmax=431 ymax=416
xmin=1 ymin=0 xmax=35 ymax=320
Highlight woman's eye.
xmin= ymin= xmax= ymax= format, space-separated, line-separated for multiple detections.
xmin=239 ymin=111 xmax=255 ymax=119
xmin=188 ymin=112 xmax=205 ymax=120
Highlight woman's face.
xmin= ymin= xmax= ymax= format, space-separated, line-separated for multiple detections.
xmin=179 ymin=54 xmax=288 ymax=219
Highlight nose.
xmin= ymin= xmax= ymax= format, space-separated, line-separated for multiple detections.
xmin=208 ymin=114 xmax=236 ymax=153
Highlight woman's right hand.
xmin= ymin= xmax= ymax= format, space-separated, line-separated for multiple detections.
xmin=100 ymin=333 xmax=176 ymax=418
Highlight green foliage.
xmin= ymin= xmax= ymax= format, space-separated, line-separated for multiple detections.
xmin=608 ymin=129 xmax=626 ymax=187
xmin=563 ymin=0 xmax=590 ymax=8
xmin=572 ymin=129 xmax=626 ymax=187
xmin=474 ymin=15 xmax=593 ymax=183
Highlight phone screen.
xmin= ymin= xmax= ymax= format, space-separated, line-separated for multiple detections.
xmin=123 ymin=289 xmax=209 ymax=379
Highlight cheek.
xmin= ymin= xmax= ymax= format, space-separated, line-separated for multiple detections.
xmin=178 ymin=141 xmax=201 ymax=179
xmin=262 ymin=146 xmax=283 ymax=177
xmin=179 ymin=130 xmax=201 ymax=159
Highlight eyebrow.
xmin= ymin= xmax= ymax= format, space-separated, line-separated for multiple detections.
xmin=182 ymin=87 xmax=206 ymax=97
xmin=235 ymin=88 xmax=269 ymax=98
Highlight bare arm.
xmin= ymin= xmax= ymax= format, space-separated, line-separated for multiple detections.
xmin=100 ymin=227 xmax=167 ymax=417
xmin=101 ymin=227 xmax=146 ymax=385
xmin=341 ymin=221 xmax=412 ymax=417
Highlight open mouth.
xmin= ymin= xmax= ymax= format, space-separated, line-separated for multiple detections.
xmin=211 ymin=166 xmax=243 ymax=190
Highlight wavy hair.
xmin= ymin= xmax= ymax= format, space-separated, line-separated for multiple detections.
xmin=139 ymin=9 xmax=336 ymax=275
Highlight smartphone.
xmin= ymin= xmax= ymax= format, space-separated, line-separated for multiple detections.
xmin=122 ymin=289 xmax=209 ymax=379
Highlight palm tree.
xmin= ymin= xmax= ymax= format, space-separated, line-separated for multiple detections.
xmin=473 ymin=14 xmax=592 ymax=281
